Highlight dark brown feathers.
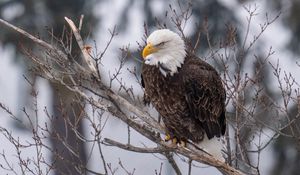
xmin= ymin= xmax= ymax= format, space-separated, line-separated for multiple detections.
xmin=141 ymin=53 xmax=226 ymax=142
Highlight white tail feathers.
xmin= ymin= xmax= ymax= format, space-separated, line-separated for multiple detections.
xmin=164 ymin=133 xmax=225 ymax=161
xmin=193 ymin=134 xmax=225 ymax=161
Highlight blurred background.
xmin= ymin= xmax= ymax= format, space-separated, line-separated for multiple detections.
xmin=0 ymin=0 xmax=299 ymax=174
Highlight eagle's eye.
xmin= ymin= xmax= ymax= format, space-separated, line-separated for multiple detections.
xmin=155 ymin=41 xmax=166 ymax=47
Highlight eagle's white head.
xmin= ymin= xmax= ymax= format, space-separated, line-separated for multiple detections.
xmin=142 ymin=29 xmax=186 ymax=76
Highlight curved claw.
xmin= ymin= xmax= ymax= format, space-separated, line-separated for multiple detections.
xmin=164 ymin=134 xmax=186 ymax=147
xmin=165 ymin=134 xmax=171 ymax=141
xmin=172 ymin=137 xmax=178 ymax=144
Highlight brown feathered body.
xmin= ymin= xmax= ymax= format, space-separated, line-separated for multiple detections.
xmin=142 ymin=53 xmax=226 ymax=142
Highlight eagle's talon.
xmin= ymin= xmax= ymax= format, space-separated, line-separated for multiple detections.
xmin=164 ymin=134 xmax=178 ymax=147
xmin=165 ymin=134 xmax=171 ymax=141
xmin=164 ymin=134 xmax=186 ymax=147
xmin=172 ymin=138 xmax=178 ymax=144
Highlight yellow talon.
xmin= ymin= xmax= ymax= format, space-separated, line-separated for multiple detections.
xmin=165 ymin=134 xmax=171 ymax=141
xmin=172 ymin=138 xmax=178 ymax=144
xmin=164 ymin=134 xmax=186 ymax=147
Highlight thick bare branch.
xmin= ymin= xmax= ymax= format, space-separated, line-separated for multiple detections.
xmin=0 ymin=18 xmax=68 ymax=61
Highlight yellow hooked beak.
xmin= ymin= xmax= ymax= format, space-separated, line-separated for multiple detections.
xmin=142 ymin=43 xmax=159 ymax=59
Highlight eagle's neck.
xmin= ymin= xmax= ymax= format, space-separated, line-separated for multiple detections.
xmin=158 ymin=61 xmax=183 ymax=77
xmin=156 ymin=50 xmax=186 ymax=77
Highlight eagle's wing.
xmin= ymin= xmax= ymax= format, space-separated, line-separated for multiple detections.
xmin=183 ymin=58 xmax=226 ymax=139
xmin=141 ymin=74 xmax=145 ymax=88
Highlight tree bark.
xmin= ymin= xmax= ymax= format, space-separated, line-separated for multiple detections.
xmin=51 ymin=83 xmax=87 ymax=175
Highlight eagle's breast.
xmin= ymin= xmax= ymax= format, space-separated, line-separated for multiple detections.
xmin=142 ymin=65 xmax=186 ymax=116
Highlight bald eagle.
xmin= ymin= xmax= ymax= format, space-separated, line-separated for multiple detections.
xmin=141 ymin=29 xmax=226 ymax=159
